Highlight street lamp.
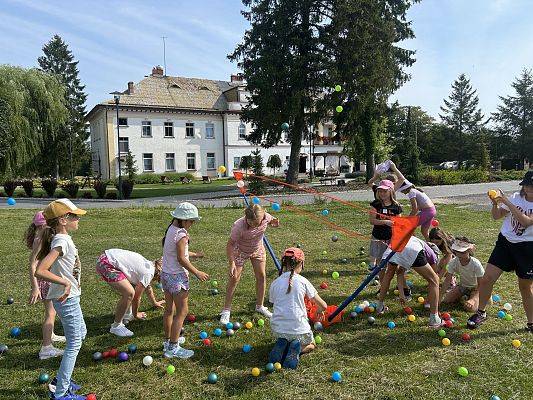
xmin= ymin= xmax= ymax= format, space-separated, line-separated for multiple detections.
xmin=110 ymin=91 xmax=123 ymax=199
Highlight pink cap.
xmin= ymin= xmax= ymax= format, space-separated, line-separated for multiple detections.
xmin=377 ymin=179 xmax=394 ymax=190
xmin=33 ymin=211 xmax=47 ymax=226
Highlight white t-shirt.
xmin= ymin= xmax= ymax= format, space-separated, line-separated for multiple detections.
xmin=382 ymin=236 xmax=424 ymax=270
xmin=500 ymin=192 xmax=533 ymax=243
xmin=446 ymin=256 xmax=484 ymax=288
xmin=407 ymin=189 xmax=433 ymax=209
xmin=105 ymin=249 xmax=155 ymax=287
xmin=269 ymin=272 xmax=317 ymax=335
xmin=162 ymin=225 xmax=189 ymax=275
xmin=47 ymin=234 xmax=81 ymax=300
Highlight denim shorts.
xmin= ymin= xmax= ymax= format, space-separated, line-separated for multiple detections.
xmin=161 ymin=272 xmax=190 ymax=294
xmin=271 ymin=330 xmax=314 ymax=346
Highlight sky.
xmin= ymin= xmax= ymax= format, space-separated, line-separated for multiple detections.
xmin=1 ymin=0 xmax=532 ymax=121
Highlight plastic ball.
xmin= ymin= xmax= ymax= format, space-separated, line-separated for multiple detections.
xmin=118 ymin=352 xmax=129 ymax=362
xmin=127 ymin=344 xmax=137 ymax=354
xmin=355 ymin=306 xmax=364 ymax=314
xmin=6 ymin=297 xmax=14 ymax=305
xmin=213 ymin=328 xmax=222 ymax=337
xmin=109 ymin=348 xmax=118 ymax=358
xmin=199 ymin=331 xmax=208 ymax=340
xmin=457 ymin=367 xmax=469 ymax=377
xmin=368 ymin=316 xmax=376 ymax=325
xmin=442 ymin=338 xmax=451 ymax=346
xmin=406 ymin=280 xmax=414 ymax=288
xmin=92 ymin=351 xmax=103 ymax=361
xmin=335 ymin=105 xmax=343 ymax=113
xmin=226 ymin=329 xmax=235 ymax=337
xmin=251 ymin=367 xmax=260 ymax=377
xmin=342 ymin=258 xmax=348 ymax=264
xmin=492 ymin=294 xmax=501 ymax=302
xmin=281 ymin=122 xmax=290 ymax=131
xmin=142 ymin=355 xmax=153 ymax=366
xmin=504 ymin=314 xmax=513 ymax=321
xmin=322 ymin=250 xmax=328 ymax=256
xmin=314 ymin=322 xmax=323 ymax=331
xmin=237 ymin=180 xmax=245 ymax=188
xmin=226 ymin=322 xmax=234 ymax=330
xmin=332 ymin=271 xmax=340 ymax=279
xmin=315 ymin=335 xmax=322 ymax=345
xmin=331 ymin=235 xmax=338 ymax=242
xmin=203 ymin=339 xmax=212 ymax=346
xmin=208 ymin=372 xmax=218 ymax=384
xmin=512 ymin=339 xmax=521 ymax=348
xmin=490 ymin=396 xmax=501 ymax=400
xmin=331 ymin=371 xmax=342 ymax=382
xmin=488 ymin=189 xmax=498 ymax=199
xmin=9 ymin=327 xmax=21 ymax=338
xmin=242 ymin=344 xmax=252 ymax=353
xmin=441 ymin=312 xmax=451 ymax=321
xmin=387 ymin=321 xmax=396 ymax=329
xmin=245 ymin=321 xmax=253 ymax=329
xmin=265 ymin=362 xmax=275 ymax=373
xmin=271 ymin=203 xmax=281 ymax=211
xmin=0 ymin=344 xmax=8 ymax=354
xmin=86 ymin=394 xmax=97 ymax=400
xmin=461 ymin=333 xmax=471 ymax=342
xmin=431 ymin=219 xmax=439 ymax=227
xmin=497 ymin=310 xmax=506 ymax=319
xmin=7 ymin=197 xmax=16 ymax=206
xmin=321 ymin=209 xmax=329 ymax=216
xmin=417 ymin=297 xmax=425 ymax=304
xmin=186 ymin=314 xmax=196 ymax=323
xmin=166 ymin=365 xmax=175 ymax=374
xmin=217 ymin=165 xmax=226 ymax=174
xmin=233 ymin=322 xmax=242 ymax=330
xmin=211 ymin=280 xmax=218 ymax=288
xmin=335 ymin=85 xmax=342 ymax=92
xmin=38 ymin=372 xmax=50 ymax=384
xmin=393 ymin=289 xmax=400 ymax=295
xmin=258 ymin=319 xmax=265 ymax=327
xmin=252 ymin=197 xmax=261 ymax=205
xmin=320 ymin=282 xmax=329 ymax=290
xmin=322 ymin=269 xmax=328 ymax=276
xmin=274 ymin=362 xmax=282 ymax=371
xmin=407 ymin=314 xmax=416 ymax=322
xmin=102 ymin=351 xmax=110 ymax=359
xmin=362 ymin=301 xmax=370 ymax=307
xmin=404 ymin=307 xmax=413 ymax=315
xmin=364 ymin=306 xmax=371 ymax=314
xmin=210 ymin=288 xmax=219 ymax=295
xmin=438 ymin=329 xmax=447 ymax=338
xmin=503 ymin=303 xmax=512 ymax=311
xmin=368 ymin=306 xmax=375 ymax=313
xmin=349 ymin=311 xmax=358 ymax=319
xmin=444 ymin=320 xmax=453 ymax=328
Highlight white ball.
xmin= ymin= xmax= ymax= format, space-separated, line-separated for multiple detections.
xmin=362 ymin=300 xmax=370 ymax=307
xmin=237 ymin=180 xmax=245 ymax=188
xmin=142 ymin=355 xmax=153 ymax=366
xmin=358 ymin=303 xmax=365 ymax=310
xmin=313 ymin=322 xmax=323 ymax=331
xmin=503 ymin=303 xmax=512 ymax=311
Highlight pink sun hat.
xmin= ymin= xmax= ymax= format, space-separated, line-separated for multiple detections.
xmin=33 ymin=211 xmax=47 ymax=226
xmin=377 ymin=180 xmax=394 ymax=190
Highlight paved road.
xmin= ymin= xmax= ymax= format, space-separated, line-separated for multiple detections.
xmin=0 ymin=180 xmax=520 ymax=210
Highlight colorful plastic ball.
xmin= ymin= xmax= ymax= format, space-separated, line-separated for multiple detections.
xmin=102 ymin=351 xmax=110 ymax=359
xmin=490 ymin=396 xmax=501 ymax=400
xmin=251 ymin=367 xmax=260 ymax=377
xmin=265 ymin=362 xmax=275 ymax=373
xmin=6 ymin=297 xmax=14 ymax=305
xmin=226 ymin=329 xmax=235 ymax=337
xmin=314 ymin=322 xmax=324 ymax=331
xmin=368 ymin=316 xmax=375 ymax=325
xmin=210 ymin=288 xmax=219 ymax=295
xmin=387 ymin=321 xmax=396 ymax=329
xmin=211 ymin=280 xmax=218 ymax=288
xmin=355 ymin=306 xmax=364 ymax=314
xmin=0 ymin=344 xmax=8 ymax=354
xmin=86 ymin=394 xmax=97 ymax=400
xmin=38 ymin=372 xmax=50 ymax=384
xmin=442 ymin=338 xmax=451 ymax=346
xmin=92 ymin=351 xmax=103 ymax=361
xmin=331 ymin=371 xmax=342 ymax=382
xmin=406 ymin=280 xmax=413 ymax=288
xmin=335 ymin=105 xmax=343 ymax=113
xmin=273 ymin=362 xmax=282 ymax=371
xmin=321 ymin=209 xmax=329 ymax=216
xmin=315 ymin=335 xmax=322 ymax=345
xmin=457 ymin=367 xmax=469 ymax=377
xmin=441 ymin=312 xmax=451 ymax=320
xmin=497 ymin=310 xmax=506 ymax=319
xmin=258 ymin=319 xmax=265 ymax=327
xmin=199 ymin=331 xmax=208 ymax=340
xmin=208 ymin=372 xmax=218 ymax=384
xmin=320 ymin=282 xmax=329 ymax=290
xmin=512 ymin=339 xmax=521 ymax=348
xmin=332 ymin=271 xmax=340 ymax=279
xmin=404 ymin=307 xmax=413 ymax=315
xmin=488 ymin=189 xmax=498 ymax=199
xmin=245 ymin=321 xmax=253 ymax=329
xmin=167 ymin=365 xmax=176 ymax=374
xmin=393 ymin=289 xmax=400 ymax=295
xmin=364 ymin=306 xmax=371 ymax=314
xmin=331 ymin=235 xmax=338 ymax=242
xmin=461 ymin=333 xmax=471 ymax=342
xmin=407 ymin=314 xmax=416 ymax=322
xmin=127 ymin=344 xmax=137 ymax=354
xmin=109 ymin=348 xmax=118 ymax=358
xmin=202 ymin=338 xmax=212 ymax=346
xmin=503 ymin=303 xmax=512 ymax=311
xmin=118 ymin=352 xmax=129 ymax=362
xmin=281 ymin=122 xmax=290 ymax=131
xmin=349 ymin=311 xmax=358 ymax=319
xmin=9 ymin=327 xmax=21 ymax=338
xmin=492 ymin=294 xmax=501 ymax=302
xmin=504 ymin=314 xmax=513 ymax=321
xmin=322 ymin=269 xmax=328 ymax=275
xmin=237 ymin=180 xmax=245 ymax=188
xmin=342 ymin=258 xmax=348 ymax=264
xmin=252 ymin=197 xmax=261 ymax=205
xmin=186 ymin=314 xmax=196 ymax=323
xmin=226 ymin=322 xmax=234 ymax=330
xmin=242 ymin=344 xmax=252 ymax=353
xmin=7 ymin=197 xmax=16 ymax=206
xmin=438 ymin=329 xmax=447 ymax=337
xmin=233 ymin=322 xmax=242 ymax=330
xmin=362 ymin=301 xmax=370 ymax=307
xmin=142 ymin=355 xmax=153 ymax=367
xmin=213 ymin=328 xmax=222 ymax=337
xmin=322 ymin=250 xmax=328 ymax=255
xmin=444 ymin=320 xmax=453 ymax=328
xmin=417 ymin=297 xmax=425 ymax=304
xmin=334 ymin=85 xmax=342 ymax=92
xmin=368 ymin=306 xmax=375 ymax=313
xmin=271 ymin=203 xmax=281 ymax=211
xmin=217 ymin=165 xmax=226 ymax=174
xmin=431 ymin=219 xmax=439 ymax=227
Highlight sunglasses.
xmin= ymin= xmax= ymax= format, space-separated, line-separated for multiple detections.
xmin=63 ymin=213 xmax=81 ymax=221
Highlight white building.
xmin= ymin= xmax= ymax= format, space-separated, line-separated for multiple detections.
xmin=86 ymin=66 xmax=352 ymax=179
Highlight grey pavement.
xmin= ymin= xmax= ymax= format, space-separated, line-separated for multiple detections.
xmin=0 ymin=180 xmax=521 ymax=210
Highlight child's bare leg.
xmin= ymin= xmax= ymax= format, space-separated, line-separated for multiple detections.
xmin=251 ymin=257 xmax=267 ymax=307
xmin=378 ymin=264 xmax=397 ymax=303
xmin=518 ymin=278 xmax=533 ymax=324
xmin=414 ymin=264 xmax=440 ymax=314
xmin=442 ymin=286 xmax=462 ymax=305
xmin=301 ymin=343 xmax=316 ymax=354
xmin=109 ymin=280 xmax=135 ymax=323
xmin=163 ymin=291 xmax=175 ymax=340
xmin=223 ymin=266 xmax=243 ymax=310
xmin=42 ymin=300 xmax=55 ymax=346
xmin=463 ymin=289 xmax=479 ymax=312
xmin=170 ymin=291 xmax=189 ymax=343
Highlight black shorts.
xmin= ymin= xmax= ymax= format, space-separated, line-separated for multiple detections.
xmin=488 ymin=233 xmax=533 ymax=279
xmin=389 ymin=250 xmax=428 ymax=269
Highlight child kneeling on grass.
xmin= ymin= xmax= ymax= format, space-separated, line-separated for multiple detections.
xmin=96 ymin=249 xmax=165 ymax=337
xmin=440 ymin=237 xmax=484 ymax=312
xmin=268 ymin=248 xmax=327 ymax=369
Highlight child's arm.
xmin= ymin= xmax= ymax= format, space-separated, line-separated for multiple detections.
xmin=226 ymin=238 xmax=237 ymax=277
xmin=145 ymin=284 xmax=165 ymax=308
xmin=131 ymin=284 xmax=147 ymax=320
xmin=499 ymin=193 xmax=532 ymax=226
xmin=396 ymin=268 xmax=407 ymax=304
xmin=311 ymin=293 xmax=327 ymax=314
xmin=436 ymin=253 xmax=452 ymax=278
xmin=189 ymin=251 xmax=204 ymax=259
xmin=440 ymin=273 xmax=453 ymax=300
xmin=28 ymin=242 xmax=42 ymax=304
xmin=389 ymin=161 xmax=406 ymax=191
xmin=177 ymin=239 xmax=209 ymax=281
xmin=369 ymin=207 xmax=393 ymax=227
xmin=409 ymin=197 xmax=418 ymax=216
xmin=35 ymin=248 xmax=70 ymax=302
xmin=367 ymin=171 xmax=380 ymax=188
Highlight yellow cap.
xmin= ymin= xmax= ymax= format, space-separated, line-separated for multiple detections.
xmin=43 ymin=198 xmax=87 ymax=220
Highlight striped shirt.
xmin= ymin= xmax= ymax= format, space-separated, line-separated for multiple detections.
xmin=230 ymin=213 xmax=273 ymax=254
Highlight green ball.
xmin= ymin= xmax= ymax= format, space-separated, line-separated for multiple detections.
xmin=360 ymin=261 xmax=367 ymax=268
xmin=38 ymin=373 xmax=50 ymax=384
xmin=438 ymin=329 xmax=446 ymax=337
xmin=167 ymin=365 xmax=176 ymax=374
xmin=504 ymin=314 xmax=513 ymax=321
xmin=211 ymin=280 xmax=218 ymax=288
xmin=315 ymin=335 xmax=322 ymax=345
xmin=457 ymin=367 xmax=469 ymax=377
xmin=258 ymin=319 xmax=265 ymax=327
xmin=322 ymin=250 xmax=327 ymax=255
xmin=336 ymin=105 xmax=343 ymax=113
xmin=335 ymin=85 xmax=341 ymax=92
xmin=281 ymin=122 xmax=290 ymax=131
xmin=332 ymin=271 xmax=340 ymax=279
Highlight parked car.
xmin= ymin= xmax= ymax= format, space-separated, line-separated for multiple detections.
xmin=438 ymin=161 xmax=458 ymax=170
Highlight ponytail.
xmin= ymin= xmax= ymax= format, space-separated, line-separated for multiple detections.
xmin=23 ymin=223 xmax=38 ymax=250
xmin=161 ymin=218 xmax=185 ymax=247
xmin=36 ymin=219 xmax=59 ymax=260
xmin=429 ymin=227 xmax=453 ymax=254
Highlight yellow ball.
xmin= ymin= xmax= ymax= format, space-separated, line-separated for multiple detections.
xmin=251 ymin=367 xmax=261 ymax=376
xmin=322 ymin=269 xmax=328 ymax=275
xmin=274 ymin=362 xmax=282 ymax=371
xmin=368 ymin=306 xmax=375 ymax=313
xmin=245 ymin=321 xmax=253 ymax=329
xmin=442 ymin=338 xmax=451 ymax=346
xmin=394 ymin=289 xmax=399 ymax=295
xmin=488 ymin=189 xmax=498 ymax=199
xmin=512 ymin=339 xmax=521 ymax=348
xmin=407 ymin=314 xmax=416 ymax=322
xmin=218 ymin=165 xmax=226 ymax=174
xmin=417 ymin=296 xmax=425 ymax=304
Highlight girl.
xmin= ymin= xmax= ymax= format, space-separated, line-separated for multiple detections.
xmin=96 ymin=249 xmax=165 ymax=337
xmin=219 ymin=204 xmax=280 ymax=325
xmin=397 ymin=177 xmax=436 ymax=241
xmin=268 ymin=248 xmax=327 ymax=369
xmin=24 ymin=211 xmax=65 ymax=360
xmin=162 ymin=202 xmax=209 ymax=359
xmin=428 ymin=227 xmax=454 ymax=279
xmin=468 ymin=171 xmax=533 ymax=332
xmin=368 ymin=160 xmax=407 ymax=195
xmin=377 ymin=236 xmax=443 ymax=328
xmin=35 ymin=199 xmax=87 ymax=400
xmin=441 ymin=237 xmax=484 ymax=312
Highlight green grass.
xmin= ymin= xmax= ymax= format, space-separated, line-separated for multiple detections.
xmin=0 ymin=204 xmax=532 ymax=400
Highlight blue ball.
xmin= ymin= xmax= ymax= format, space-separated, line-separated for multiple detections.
xmin=252 ymin=197 xmax=261 ymax=205
xmin=406 ymin=280 xmax=413 ymax=288
xmin=226 ymin=322 xmax=234 ymax=330
xmin=199 ymin=331 xmax=208 ymax=340
xmin=490 ymin=396 xmax=501 ymax=400
xmin=387 ymin=321 xmax=396 ymax=329
xmin=265 ymin=362 xmax=275 ymax=373
xmin=497 ymin=310 xmax=506 ymax=319
xmin=492 ymin=294 xmax=501 ymax=302
xmin=6 ymin=197 xmax=16 ymax=206
xmin=127 ymin=344 xmax=137 ymax=354
xmin=0 ymin=344 xmax=8 ymax=354
xmin=242 ymin=344 xmax=252 ymax=353
xmin=271 ymin=203 xmax=281 ymax=211
xmin=208 ymin=372 xmax=218 ymax=384
xmin=10 ymin=327 xmax=21 ymax=338
xmin=331 ymin=371 xmax=342 ymax=382
xmin=321 ymin=209 xmax=329 ymax=216
xmin=213 ymin=328 xmax=222 ymax=337
xmin=355 ymin=306 xmax=364 ymax=314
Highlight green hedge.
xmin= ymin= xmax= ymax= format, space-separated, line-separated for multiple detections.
xmin=419 ymin=169 xmax=489 ymax=186
xmin=132 ymin=173 xmax=196 ymax=184
xmin=490 ymin=170 xmax=525 ymax=181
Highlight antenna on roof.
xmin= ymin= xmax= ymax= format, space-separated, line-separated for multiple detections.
xmin=162 ymin=36 xmax=167 ymax=76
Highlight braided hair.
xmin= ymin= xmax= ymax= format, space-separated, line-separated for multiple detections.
xmin=281 ymin=255 xmax=302 ymax=294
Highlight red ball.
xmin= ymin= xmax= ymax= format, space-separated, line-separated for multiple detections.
xmin=109 ymin=348 xmax=118 ymax=358
xmin=102 ymin=351 xmax=110 ymax=359
xmin=202 ymin=338 xmax=212 ymax=346
xmin=444 ymin=320 xmax=453 ymax=328
xmin=403 ymin=307 xmax=413 ymax=315
xmin=320 ymin=282 xmax=328 ymax=290
xmin=461 ymin=333 xmax=471 ymax=342
xmin=87 ymin=394 xmax=97 ymax=400
xmin=441 ymin=312 xmax=451 ymax=320
xmin=431 ymin=219 xmax=439 ymax=227
xmin=186 ymin=314 xmax=196 ymax=323
xmin=364 ymin=306 xmax=371 ymax=313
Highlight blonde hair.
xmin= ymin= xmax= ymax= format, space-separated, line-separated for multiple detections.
xmin=244 ymin=204 xmax=264 ymax=221
xmin=37 ymin=218 xmax=60 ymax=260
xmin=23 ymin=223 xmax=39 ymax=250
xmin=153 ymin=258 xmax=162 ymax=282
xmin=281 ymin=255 xmax=302 ymax=294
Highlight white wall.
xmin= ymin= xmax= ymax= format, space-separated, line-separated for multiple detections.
xmin=89 ymin=109 xmax=109 ymax=178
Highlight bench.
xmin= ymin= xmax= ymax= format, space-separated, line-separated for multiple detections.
xmin=180 ymin=176 xmax=192 ymax=184
xmin=202 ymin=176 xmax=212 ymax=184
xmin=319 ymin=177 xmax=337 ymax=185
xmin=160 ymin=175 xmax=172 ymax=185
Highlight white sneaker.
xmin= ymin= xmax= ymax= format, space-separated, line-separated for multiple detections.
xmin=51 ymin=333 xmax=66 ymax=343
xmin=109 ymin=323 xmax=134 ymax=337
xmin=122 ymin=312 xmax=134 ymax=325
xmin=219 ymin=310 xmax=231 ymax=326
xmin=163 ymin=337 xmax=185 ymax=352
xmin=255 ymin=305 xmax=273 ymax=319
xmin=164 ymin=345 xmax=194 ymax=359
xmin=39 ymin=345 xmax=64 ymax=360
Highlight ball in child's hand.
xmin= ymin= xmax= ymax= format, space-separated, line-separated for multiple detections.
xmin=430 ymin=219 xmax=439 ymax=227
xmin=142 ymin=355 xmax=153 ymax=366
xmin=217 ymin=165 xmax=226 ymax=174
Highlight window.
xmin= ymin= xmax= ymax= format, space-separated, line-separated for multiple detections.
xmin=186 ymin=122 xmax=194 ymax=138
xmin=187 ymin=153 xmax=196 ymax=170
xmin=118 ymin=117 xmax=128 ymax=126
xmin=233 ymin=156 xmax=241 ymax=169
xmin=238 ymin=123 xmax=246 ymax=140
xmin=164 ymin=122 xmax=174 ymax=138
xmin=165 ymin=153 xmax=175 ymax=171
xmin=207 ymin=153 xmax=216 ymax=170
xmin=142 ymin=121 xmax=152 ymax=137
xmin=205 ymin=123 xmax=215 ymax=139
xmin=142 ymin=153 xmax=153 ymax=172
xmin=118 ymin=137 xmax=129 ymax=153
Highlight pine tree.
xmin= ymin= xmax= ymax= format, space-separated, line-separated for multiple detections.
xmin=248 ymin=149 xmax=266 ymax=194
xmin=38 ymin=34 xmax=88 ymax=178
xmin=403 ymin=107 xmax=421 ymax=183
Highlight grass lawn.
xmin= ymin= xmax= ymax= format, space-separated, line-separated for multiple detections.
xmin=0 ymin=203 xmax=532 ymax=400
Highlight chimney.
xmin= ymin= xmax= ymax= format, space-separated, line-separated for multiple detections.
xmin=127 ymin=81 xmax=134 ymax=94
xmin=230 ymin=73 xmax=244 ymax=83
xmin=151 ymin=65 xmax=164 ymax=76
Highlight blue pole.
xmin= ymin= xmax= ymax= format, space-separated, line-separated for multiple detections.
xmin=241 ymin=192 xmax=282 ymax=275
xmin=327 ymin=250 xmax=396 ymax=321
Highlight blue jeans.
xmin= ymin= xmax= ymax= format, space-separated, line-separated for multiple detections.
xmin=52 ymin=296 xmax=86 ymax=398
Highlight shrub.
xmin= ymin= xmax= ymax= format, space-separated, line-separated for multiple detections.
xmin=93 ymin=180 xmax=108 ymax=199
xmin=419 ymin=169 xmax=489 ymax=186
xmin=82 ymin=191 xmax=93 ymax=199
xmin=21 ymin=179 xmax=34 ymax=197
xmin=490 ymin=170 xmax=525 ymax=181
xmin=41 ymin=179 xmax=58 ymax=197
xmin=116 ymin=179 xmax=134 ymax=199
xmin=133 ymin=173 xmax=160 ymax=184
xmin=163 ymin=172 xmax=196 ymax=183
xmin=3 ymin=180 xmax=18 ymax=197
xmin=61 ymin=180 xmax=80 ymax=198
xmin=105 ymin=192 xmax=118 ymax=199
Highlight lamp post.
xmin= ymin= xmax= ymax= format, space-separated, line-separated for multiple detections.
xmin=111 ymin=92 xmax=123 ymax=199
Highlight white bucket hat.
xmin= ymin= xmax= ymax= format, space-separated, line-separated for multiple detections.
xmin=170 ymin=202 xmax=201 ymax=221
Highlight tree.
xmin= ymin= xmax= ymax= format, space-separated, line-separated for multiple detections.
xmin=239 ymin=155 xmax=253 ymax=176
xmin=492 ymin=69 xmax=533 ymax=161
xmin=439 ymin=74 xmax=485 ymax=165
xmin=124 ymin=151 xmax=137 ymax=181
xmin=248 ymin=149 xmax=266 ymax=194
xmin=266 ymin=154 xmax=282 ymax=175
xmin=473 ymin=129 xmax=490 ymax=170
xmin=403 ymin=107 xmax=421 ymax=183
xmin=38 ymin=35 xmax=88 ymax=178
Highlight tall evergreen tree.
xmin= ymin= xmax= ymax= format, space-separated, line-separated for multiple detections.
xmin=492 ymin=69 xmax=533 ymax=161
xmin=403 ymin=107 xmax=421 ymax=182
xmin=439 ymin=74 xmax=485 ymax=166
xmin=38 ymin=34 xmax=88 ymax=178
